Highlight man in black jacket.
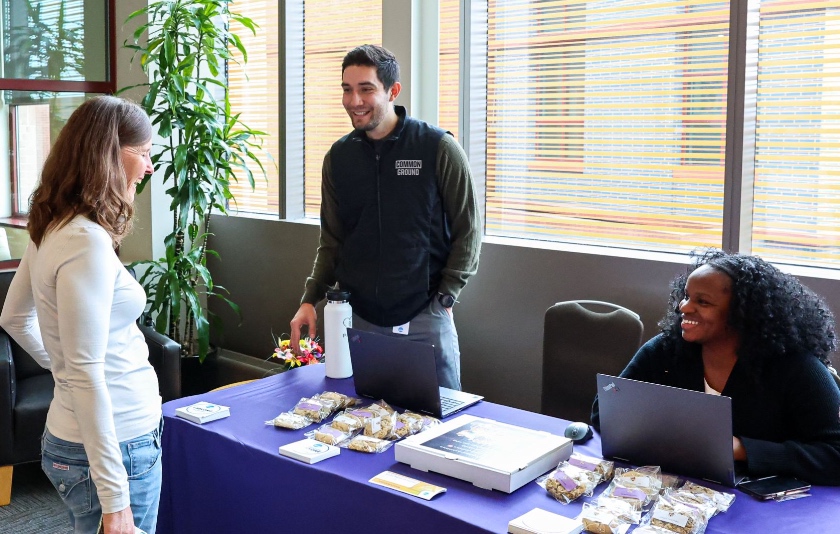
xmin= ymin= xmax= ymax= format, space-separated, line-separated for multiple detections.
xmin=290 ymin=45 xmax=481 ymax=390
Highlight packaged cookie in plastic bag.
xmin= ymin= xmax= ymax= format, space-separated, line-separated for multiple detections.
xmin=578 ymin=501 xmax=633 ymax=534
xmin=602 ymin=466 xmax=663 ymax=509
xmin=268 ymin=411 xmax=311 ymax=430
xmin=393 ymin=416 xmax=419 ymax=438
xmin=662 ymin=488 xmax=718 ymax=522
xmin=362 ymin=400 xmax=395 ymax=416
xmin=364 ymin=410 xmax=397 ymax=439
xmin=646 ymin=494 xmax=707 ymax=534
xmin=679 ymin=481 xmax=735 ymax=514
xmin=567 ymin=452 xmax=614 ymax=483
xmin=538 ymin=462 xmax=600 ymax=504
xmin=292 ymin=397 xmax=333 ymax=423
xmin=344 ymin=434 xmax=394 ymax=454
xmin=307 ymin=424 xmax=355 ymax=446
xmin=593 ymin=496 xmax=643 ymax=525
xmin=343 ymin=406 xmax=380 ymax=424
xmin=330 ymin=410 xmax=366 ymax=432
xmin=632 ymin=526 xmax=680 ymax=534
xmin=316 ymin=391 xmax=358 ymax=411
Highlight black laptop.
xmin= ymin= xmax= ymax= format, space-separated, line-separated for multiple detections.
xmin=346 ymin=328 xmax=483 ymax=418
xmin=597 ymin=374 xmax=747 ymax=487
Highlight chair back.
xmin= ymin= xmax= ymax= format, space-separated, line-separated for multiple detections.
xmin=541 ymin=300 xmax=644 ymax=422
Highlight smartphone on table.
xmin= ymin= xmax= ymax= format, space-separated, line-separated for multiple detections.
xmin=738 ymin=476 xmax=811 ymax=500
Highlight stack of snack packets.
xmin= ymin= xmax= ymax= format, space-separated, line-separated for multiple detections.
xmin=342 ymin=407 xmax=441 ymax=454
xmin=268 ymin=391 xmax=352 ymax=429
xmin=266 ymin=397 xmax=332 ymax=430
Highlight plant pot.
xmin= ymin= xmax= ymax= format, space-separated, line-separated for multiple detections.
xmin=180 ymin=346 xmax=220 ymax=397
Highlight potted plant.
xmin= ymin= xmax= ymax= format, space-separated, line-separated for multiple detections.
xmin=122 ymin=0 xmax=266 ymax=361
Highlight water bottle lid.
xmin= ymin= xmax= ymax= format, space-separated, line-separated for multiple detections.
xmin=327 ymin=289 xmax=351 ymax=302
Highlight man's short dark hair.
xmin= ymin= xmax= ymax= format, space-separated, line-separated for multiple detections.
xmin=342 ymin=44 xmax=400 ymax=90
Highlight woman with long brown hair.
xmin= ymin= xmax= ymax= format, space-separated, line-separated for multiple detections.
xmin=1 ymin=95 xmax=161 ymax=533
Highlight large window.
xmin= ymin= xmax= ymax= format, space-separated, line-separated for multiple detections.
xmin=228 ymin=0 xmax=840 ymax=271
xmin=0 ymin=0 xmax=113 ymax=220
xmin=485 ymin=0 xmax=730 ymax=253
xmin=301 ymin=0 xmax=380 ymax=218
xmin=227 ymin=0 xmax=280 ymax=215
xmin=439 ymin=0 xmax=461 ymax=138
xmin=752 ymin=0 xmax=840 ymax=268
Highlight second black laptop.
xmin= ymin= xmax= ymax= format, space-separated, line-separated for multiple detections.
xmin=346 ymin=328 xmax=483 ymax=418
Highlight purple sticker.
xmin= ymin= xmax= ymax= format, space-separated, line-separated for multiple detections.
xmin=569 ymin=457 xmax=599 ymax=471
xmin=349 ymin=410 xmax=374 ymax=419
xmin=321 ymin=427 xmax=344 ymax=438
xmin=614 ymin=487 xmax=646 ymax=501
xmin=552 ymin=470 xmax=578 ymax=491
xmin=298 ymin=402 xmax=322 ymax=412
xmin=396 ymin=420 xmax=405 ymax=429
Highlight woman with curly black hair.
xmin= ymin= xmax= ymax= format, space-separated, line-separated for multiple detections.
xmin=592 ymin=249 xmax=840 ymax=485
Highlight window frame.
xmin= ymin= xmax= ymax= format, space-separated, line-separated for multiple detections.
xmin=0 ymin=0 xmax=116 ymax=223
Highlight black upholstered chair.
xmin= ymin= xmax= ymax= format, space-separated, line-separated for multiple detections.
xmin=541 ymin=300 xmax=644 ymax=423
xmin=0 ymin=269 xmax=181 ymax=506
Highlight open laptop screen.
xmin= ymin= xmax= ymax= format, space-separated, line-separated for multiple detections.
xmin=597 ymin=374 xmax=743 ymax=486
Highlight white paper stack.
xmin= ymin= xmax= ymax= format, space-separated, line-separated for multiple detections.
xmin=508 ymin=508 xmax=583 ymax=534
xmin=279 ymin=438 xmax=340 ymax=464
xmin=174 ymin=401 xmax=230 ymax=424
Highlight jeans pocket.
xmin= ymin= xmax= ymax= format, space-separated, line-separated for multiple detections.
xmin=127 ymin=436 xmax=162 ymax=479
xmin=41 ymin=451 xmax=93 ymax=515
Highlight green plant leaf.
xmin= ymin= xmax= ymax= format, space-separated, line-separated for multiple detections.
xmin=120 ymin=0 xmax=269 ymax=357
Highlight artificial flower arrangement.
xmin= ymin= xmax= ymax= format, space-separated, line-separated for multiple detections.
xmin=269 ymin=335 xmax=325 ymax=370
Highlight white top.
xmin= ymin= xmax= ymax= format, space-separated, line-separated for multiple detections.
xmin=704 ymin=378 xmax=722 ymax=395
xmin=0 ymin=216 xmax=160 ymax=513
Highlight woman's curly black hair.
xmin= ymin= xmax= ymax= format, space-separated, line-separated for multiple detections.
xmin=659 ymin=249 xmax=836 ymax=374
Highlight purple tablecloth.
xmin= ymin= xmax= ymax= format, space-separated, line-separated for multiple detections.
xmin=156 ymin=364 xmax=839 ymax=534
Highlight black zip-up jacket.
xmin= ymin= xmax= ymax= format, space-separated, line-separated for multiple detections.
xmin=326 ymin=109 xmax=448 ymax=326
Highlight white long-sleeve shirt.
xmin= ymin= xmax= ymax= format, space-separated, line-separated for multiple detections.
xmin=0 ymin=216 xmax=161 ymax=513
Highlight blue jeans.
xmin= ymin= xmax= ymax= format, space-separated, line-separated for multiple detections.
xmin=41 ymin=419 xmax=163 ymax=534
xmin=353 ymin=297 xmax=462 ymax=390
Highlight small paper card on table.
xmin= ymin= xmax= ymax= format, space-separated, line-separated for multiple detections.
xmin=369 ymin=470 xmax=446 ymax=500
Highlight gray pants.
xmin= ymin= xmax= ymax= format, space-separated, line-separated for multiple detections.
xmin=352 ymin=298 xmax=461 ymax=390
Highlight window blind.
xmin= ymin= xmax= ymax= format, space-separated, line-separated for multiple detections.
xmin=227 ymin=0 xmax=280 ymax=215
xmin=439 ymin=0 xmax=460 ymax=138
xmin=302 ymin=0 xmax=381 ymax=218
xmin=486 ymin=0 xmax=731 ymax=252
xmin=752 ymin=0 xmax=840 ymax=268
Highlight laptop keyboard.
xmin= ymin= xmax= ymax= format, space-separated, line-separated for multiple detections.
xmin=441 ymin=396 xmax=465 ymax=413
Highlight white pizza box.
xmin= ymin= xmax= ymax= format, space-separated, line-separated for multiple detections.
xmin=394 ymin=414 xmax=572 ymax=493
